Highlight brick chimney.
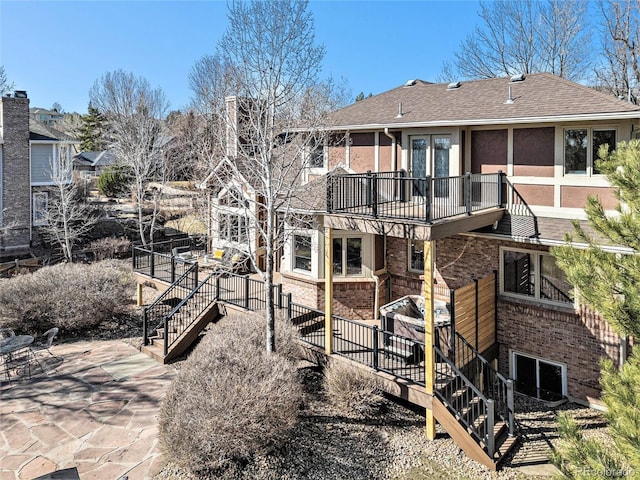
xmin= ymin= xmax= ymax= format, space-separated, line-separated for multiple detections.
xmin=1 ymin=92 xmax=31 ymax=251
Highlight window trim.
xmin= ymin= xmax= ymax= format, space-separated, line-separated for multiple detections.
xmin=333 ymin=235 xmax=364 ymax=277
xmin=32 ymin=191 xmax=48 ymax=226
xmin=563 ymin=126 xmax=617 ymax=177
xmin=510 ymin=350 xmax=567 ymax=400
xmin=218 ymin=212 xmax=248 ymax=244
xmin=500 ymin=246 xmax=575 ymax=307
xmin=292 ymin=234 xmax=312 ymax=274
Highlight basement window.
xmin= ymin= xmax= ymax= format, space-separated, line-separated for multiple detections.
xmin=511 ymin=351 xmax=566 ymax=401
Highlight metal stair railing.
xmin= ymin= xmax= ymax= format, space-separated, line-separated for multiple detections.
xmin=452 ymin=332 xmax=515 ymax=437
xmin=434 ymin=345 xmax=496 ymax=458
xmin=160 ymin=271 xmax=220 ymax=356
xmin=142 ymin=262 xmax=199 ymax=347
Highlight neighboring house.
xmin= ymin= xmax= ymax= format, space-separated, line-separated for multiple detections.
xmin=29 ymin=107 xmax=64 ymax=126
xmin=29 ymin=120 xmax=80 ymax=229
xmin=73 ymin=150 xmax=116 ymax=177
xmin=0 ymin=91 xmax=79 ymax=256
xmin=280 ymin=73 xmax=638 ymax=407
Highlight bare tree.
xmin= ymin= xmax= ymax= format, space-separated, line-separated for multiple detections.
xmin=194 ymin=0 xmax=345 ymax=353
xmin=42 ymin=143 xmax=97 ymax=262
xmin=89 ymin=70 xmax=169 ymax=246
xmin=0 ymin=65 xmax=14 ymax=93
xmin=596 ymin=0 xmax=640 ymax=103
xmin=448 ymin=0 xmax=590 ymax=80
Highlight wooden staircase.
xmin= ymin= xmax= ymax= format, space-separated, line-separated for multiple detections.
xmin=433 ymin=335 xmax=518 ymax=471
xmin=433 ymin=384 xmax=517 ymax=470
xmin=141 ymin=269 xmax=221 ymax=364
xmin=141 ymin=301 xmax=220 ymax=363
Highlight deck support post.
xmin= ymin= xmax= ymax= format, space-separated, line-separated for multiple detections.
xmin=324 ymin=227 xmax=334 ymax=355
xmin=424 ymin=239 xmax=436 ymax=440
xmin=136 ymin=283 xmax=143 ymax=307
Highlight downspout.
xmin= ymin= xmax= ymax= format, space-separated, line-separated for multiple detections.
xmin=373 ymin=273 xmax=381 ymax=320
xmin=384 ymin=128 xmax=397 ymax=171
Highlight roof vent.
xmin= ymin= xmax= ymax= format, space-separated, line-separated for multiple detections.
xmin=505 ymin=85 xmax=515 ymax=104
xmin=510 ymin=73 xmax=525 ymax=83
xmin=405 ymin=79 xmax=416 ymax=87
xmin=396 ymin=102 xmax=404 ymax=118
xmin=447 ymin=81 xmax=461 ymax=90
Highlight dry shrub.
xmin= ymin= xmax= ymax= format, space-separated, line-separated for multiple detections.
xmin=0 ymin=260 xmax=133 ymax=334
xmin=158 ymin=313 xmax=302 ymax=476
xmin=236 ymin=310 xmax=304 ymax=361
xmin=324 ymin=359 xmax=385 ymax=418
xmin=89 ymin=236 xmax=132 ymax=260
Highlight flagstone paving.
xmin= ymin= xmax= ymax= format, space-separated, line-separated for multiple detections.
xmin=0 ymin=339 xmax=178 ymax=480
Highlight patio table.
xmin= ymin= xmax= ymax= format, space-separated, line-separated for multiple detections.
xmin=0 ymin=335 xmax=34 ymax=381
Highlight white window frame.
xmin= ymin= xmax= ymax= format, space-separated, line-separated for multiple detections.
xmin=510 ymin=350 xmax=567 ymax=399
xmin=332 ymin=235 xmax=364 ymax=277
xmin=292 ymin=234 xmax=313 ymax=273
xmin=563 ymin=126 xmax=617 ymax=177
xmin=218 ymin=213 xmax=248 ymax=244
xmin=32 ymin=192 xmax=48 ymax=226
xmin=500 ymin=246 xmax=575 ymax=307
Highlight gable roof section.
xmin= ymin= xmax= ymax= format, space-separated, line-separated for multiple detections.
xmin=29 ymin=120 xmax=78 ymax=142
xmin=73 ymin=150 xmax=116 ymax=167
xmin=289 ymin=167 xmax=350 ymax=212
xmin=327 ymin=73 xmax=640 ymax=129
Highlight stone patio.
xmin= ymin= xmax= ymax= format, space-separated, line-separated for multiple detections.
xmin=0 ymin=339 xmax=178 ymax=480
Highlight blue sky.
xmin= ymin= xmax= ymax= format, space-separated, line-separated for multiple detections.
xmin=1 ymin=0 xmax=483 ymax=114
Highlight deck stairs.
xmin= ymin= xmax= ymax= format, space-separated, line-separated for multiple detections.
xmin=140 ymin=265 xmax=221 ymax=364
xmin=433 ymin=334 xmax=517 ymax=470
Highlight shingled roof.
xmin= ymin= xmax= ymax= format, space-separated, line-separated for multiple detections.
xmin=327 ymin=73 xmax=640 ymax=129
xmin=29 ymin=120 xmax=78 ymax=142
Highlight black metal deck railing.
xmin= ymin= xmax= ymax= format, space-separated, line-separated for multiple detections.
xmin=142 ymin=262 xmax=200 ymax=347
xmin=160 ymin=272 xmax=219 ymax=356
xmin=452 ymin=331 xmax=514 ymax=437
xmin=327 ymin=170 xmax=503 ymax=223
xmin=435 ymin=345 xmax=497 ymax=457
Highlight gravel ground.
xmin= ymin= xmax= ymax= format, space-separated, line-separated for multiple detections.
xmin=153 ymin=366 xmax=610 ymax=480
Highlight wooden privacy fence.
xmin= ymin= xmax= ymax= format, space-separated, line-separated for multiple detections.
xmin=451 ymin=272 xmax=497 ymax=366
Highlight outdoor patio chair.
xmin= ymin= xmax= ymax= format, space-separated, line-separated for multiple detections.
xmin=172 ymin=245 xmax=193 ymax=263
xmin=4 ymin=347 xmax=33 ymax=382
xmin=31 ymin=327 xmax=59 ymax=363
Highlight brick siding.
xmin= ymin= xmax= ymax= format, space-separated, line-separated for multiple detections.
xmin=281 ymin=272 xmax=387 ymax=320
xmin=1 ymin=96 xmax=31 ymax=251
xmin=386 ymin=234 xmax=625 ymax=403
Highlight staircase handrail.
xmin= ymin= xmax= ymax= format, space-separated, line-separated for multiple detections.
xmin=453 ymin=331 xmax=515 ymax=437
xmin=434 ymin=345 xmax=496 ymax=457
xmin=454 ymin=331 xmax=508 ymax=383
xmin=161 ymin=271 xmax=220 ymax=356
xmin=145 ymin=262 xmax=199 ymax=312
xmin=142 ymin=262 xmax=199 ymax=346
